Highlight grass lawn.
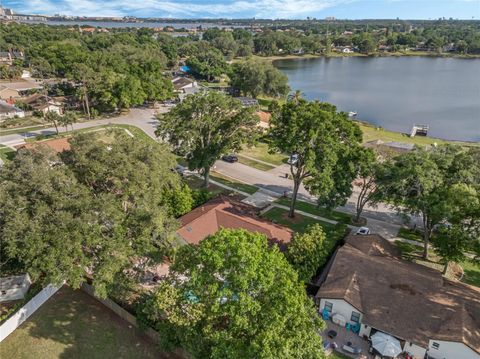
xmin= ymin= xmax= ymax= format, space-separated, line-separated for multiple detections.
xmin=236 ymin=154 xmax=276 ymax=171
xmin=0 ymin=286 xmax=179 ymax=359
xmin=0 ymin=145 xmax=16 ymax=162
xmin=329 ymin=351 xmax=353 ymax=359
xmin=275 ymin=198 xmax=352 ymax=225
xmin=261 ymin=207 xmax=348 ymax=251
xmin=394 ymin=240 xmax=480 ymax=287
xmin=210 ymin=172 xmax=258 ymax=195
xmin=397 ymin=227 xmax=424 ymax=242
xmin=357 ymin=122 xmax=478 ymax=147
xmin=240 ymin=142 xmax=287 ymax=166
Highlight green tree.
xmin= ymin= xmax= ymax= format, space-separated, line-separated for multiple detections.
xmin=230 ymin=59 xmax=289 ymax=99
xmin=143 ymin=228 xmax=325 ymax=359
xmin=57 ymin=111 xmax=77 ymax=131
xmin=186 ymin=49 xmax=229 ymax=82
xmin=380 ymin=146 xmax=479 ymax=259
xmin=286 ymin=224 xmax=328 ymax=282
xmin=156 ymin=92 xmax=259 ymax=187
xmin=268 ymin=99 xmax=362 ymax=217
xmin=44 ymin=110 xmax=61 ymax=134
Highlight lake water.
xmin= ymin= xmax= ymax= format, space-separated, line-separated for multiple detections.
xmin=22 ymin=20 xmax=245 ymax=29
xmin=274 ymin=57 xmax=480 ymax=141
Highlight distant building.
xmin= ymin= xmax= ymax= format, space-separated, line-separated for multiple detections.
xmin=0 ymin=85 xmax=21 ymax=101
xmin=172 ymin=76 xmax=198 ymax=92
xmin=16 ymin=137 xmax=72 ymax=153
xmin=0 ymin=50 xmax=24 ymax=65
xmin=234 ymin=97 xmax=259 ymax=107
xmin=325 ymin=16 xmax=336 ymax=21
xmin=0 ymin=100 xmax=25 ymax=120
xmin=23 ymin=93 xmax=63 ymax=114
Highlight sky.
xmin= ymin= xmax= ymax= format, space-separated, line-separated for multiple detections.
xmin=2 ymin=0 xmax=480 ymax=20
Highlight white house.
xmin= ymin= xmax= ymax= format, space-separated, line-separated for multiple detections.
xmin=0 ymin=100 xmax=25 ymax=121
xmin=172 ymin=76 xmax=198 ymax=92
xmin=315 ymin=234 xmax=480 ymax=359
xmin=0 ymin=274 xmax=31 ymax=302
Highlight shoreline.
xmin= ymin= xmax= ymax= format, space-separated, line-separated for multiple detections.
xmin=253 ymin=51 xmax=480 ymax=63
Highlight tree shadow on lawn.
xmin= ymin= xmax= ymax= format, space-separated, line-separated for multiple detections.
xmin=21 ymin=286 xmax=181 ymax=359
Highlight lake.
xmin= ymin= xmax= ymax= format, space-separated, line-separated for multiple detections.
xmin=273 ymin=57 xmax=480 ymax=142
xmin=22 ymin=20 xmax=245 ymax=29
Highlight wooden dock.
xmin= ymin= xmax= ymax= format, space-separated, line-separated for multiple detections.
xmin=410 ymin=124 xmax=429 ymax=137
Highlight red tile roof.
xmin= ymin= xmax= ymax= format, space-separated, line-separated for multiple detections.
xmin=17 ymin=137 xmax=71 ymax=153
xmin=177 ymin=196 xmax=293 ymax=250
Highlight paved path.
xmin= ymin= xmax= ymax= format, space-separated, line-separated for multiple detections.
xmin=0 ymin=107 xmax=165 ymax=147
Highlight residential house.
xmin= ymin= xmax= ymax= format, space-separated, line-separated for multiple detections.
xmin=172 ymin=76 xmax=198 ymax=92
xmin=23 ymin=93 xmax=63 ymax=115
xmin=0 ymin=50 xmax=24 ymax=65
xmin=0 ymin=274 xmax=31 ymax=302
xmin=315 ymin=234 xmax=480 ymax=359
xmin=0 ymin=85 xmax=21 ymax=101
xmin=177 ymin=196 xmax=293 ymax=251
xmin=0 ymin=100 xmax=25 ymax=120
xmin=16 ymin=137 xmax=72 ymax=153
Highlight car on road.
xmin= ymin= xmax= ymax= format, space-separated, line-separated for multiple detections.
xmin=173 ymin=164 xmax=191 ymax=177
xmin=355 ymin=227 xmax=371 ymax=235
xmin=221 ymin=154 xmax=238 ymax=163
xmin=287 ymin=154 xmax=298 ymax=165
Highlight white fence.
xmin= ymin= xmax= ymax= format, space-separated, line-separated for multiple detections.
xmin=0 ymin=284 xmax=61 ymax=342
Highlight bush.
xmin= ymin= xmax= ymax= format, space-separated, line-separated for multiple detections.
xmin=192 ymin=188 xmax=213 ymax=208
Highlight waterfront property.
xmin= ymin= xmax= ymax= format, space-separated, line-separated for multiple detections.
xmin=315 ymin=234 xmax=480 ymax=359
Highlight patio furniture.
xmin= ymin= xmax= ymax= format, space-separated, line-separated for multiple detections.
xmin=327 ymin=330 xmax=337 ymax=339
xmin=342 ymin=344 xmax=362 ymax=354
xmin=371 ymin=331 xmax=402 ymax=357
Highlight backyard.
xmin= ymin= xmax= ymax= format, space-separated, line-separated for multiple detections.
xmin=0 ymin=286 xmax=181 ymax=359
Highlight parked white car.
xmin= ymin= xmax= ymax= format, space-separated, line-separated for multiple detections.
xmin=287 ymin=154 xmax=298 ymax=165
xmin=355 ymin=227 xmax=371 ymax=235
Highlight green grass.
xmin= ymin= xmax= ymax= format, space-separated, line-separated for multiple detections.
xmin=357 ymin=122 xmax=478 ymax=147
xmin=0 ymin=287 xmax=173 ymax=359
xmin=460 ymin=258 xmax=480 ymax=287
xmin=329 ymin=352 xmax=354 ymax=359
xmin=275 ymin=198 xmax=353 ymax=225
xmin=240 ymin=142 xmax=287 ymax=166
xmin=397 ymin=227 xmax=424 ymax=242
xmin=237 ymin=154 xmax=276 ymax=171
xmin=210 ymin=172 xmax=258 ymax=195
xmin=0 ymin=145 xmax=16 ymax=162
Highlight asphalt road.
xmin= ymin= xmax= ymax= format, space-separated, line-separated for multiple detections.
xmin=1 ymin=106 xmax=413 ymax=233
xmin=0 ymin=107 xmax=163 ymax=147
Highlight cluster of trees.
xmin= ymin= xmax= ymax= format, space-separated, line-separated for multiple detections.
xmin=141 ymin=228 xmax=325 ymax=359
xmin=0 ymin=24 xmax=174 ymax=115
xmin=230 ymin=59 xmax=289 ymax=98
xmin=0 ymin=131 xmax=192 ymax=297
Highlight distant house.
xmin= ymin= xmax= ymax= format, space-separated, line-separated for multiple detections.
xmin=0 ymin=50 xmax=24 ymax=65
xmin=172 ymin=76 xmax=198 ymax=92
xmin=16 ymin=137 xmax=72 ymax=153
xmin=315 ymin=234 xmax=480 ymax=359
xmin=0 ymin=85 xmax=21 ymax=101
xmin=177 ymin=196 xmax=293 ymax=251
xmin=0 ymin=274 xmax=31 ymax=302
xmin=23 ymin=93 xmax=63 ymax=114
xmin=0 ymin=100 xmax=25 ymax=120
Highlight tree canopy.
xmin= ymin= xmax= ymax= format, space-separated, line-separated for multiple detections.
xmin=286 ymin=224 xmax=328 ymax=282
xmin=0 ymin=131 xmax=185 ymax=297
xmin=268 ymin=98 xmax=362 ymax=217
xmin=230 ymin=59 xmax=290 ymax=98
xmin=143 ymin=228 xmax=325 ymax=359
xmin=156 ymin=91 xmax=259 ymax=187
